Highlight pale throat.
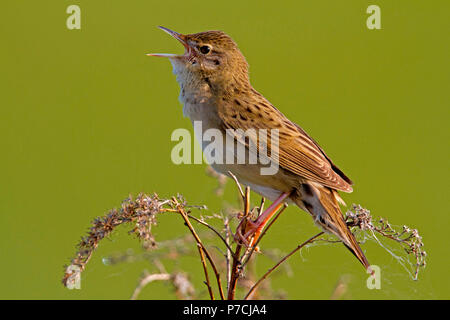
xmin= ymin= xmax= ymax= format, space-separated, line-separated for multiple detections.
xmin=169 ymin=57 xmax=223 ymax=146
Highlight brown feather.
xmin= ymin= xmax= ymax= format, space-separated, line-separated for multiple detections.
xmin=294 ymin=185 xmax=370 ymax=269
xmin=217 ymin=92 xmax=353 ymax=192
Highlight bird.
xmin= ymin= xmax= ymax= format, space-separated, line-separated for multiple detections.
xmin=148 ymin=26 xmax=370 ymax=270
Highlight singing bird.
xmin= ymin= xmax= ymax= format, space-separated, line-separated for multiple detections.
xmin=148 ymin=27 xmax=370 ymax=270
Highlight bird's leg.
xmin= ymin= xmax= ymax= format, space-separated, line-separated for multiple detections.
xmin=237 ymin=192 xmax=290 ymax=247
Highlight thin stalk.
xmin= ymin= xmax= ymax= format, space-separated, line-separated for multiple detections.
xmin=243 ymin=232 xmax=324 ymax=300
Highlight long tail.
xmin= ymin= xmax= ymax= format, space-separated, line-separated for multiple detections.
xmin=295 ymin=184 xmax=370 ymax=270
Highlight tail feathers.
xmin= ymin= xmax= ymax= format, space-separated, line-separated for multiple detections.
xmin=343 ymin=240 xmax=370 ymax=270
xmin=297 ymin=184 xmax=370 ymax=270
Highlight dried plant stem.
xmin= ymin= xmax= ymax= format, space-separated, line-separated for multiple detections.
xmin=63 ymin=174 xmax=425 ymax=299
xmin=173 ymin=197 xmax=225 ymax=300
xmin=224 ymin=216 xmax=232 ymax=291
xmin=228 ymin=171 xmax=245 ymax=199
xmin=227 ymin=186 xmax=250 ymax=300
xmin=228 ymin=245 xmax=243 ymax=300
xmin=130 ymin=273 xmax=171 ymax=300
xmin=186 ymin=213 xmax=238 ymax=260
xmin=243 ymin=231 xmax=324 ymax=300
xmin=256 ymin=197 xmax=265 ymax=218
xmin=173 ymin=199 xmax=214 ymax=299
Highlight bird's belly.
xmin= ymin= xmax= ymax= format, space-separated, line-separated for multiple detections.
xmin=211 ymin=162 xmax=296 ymax=202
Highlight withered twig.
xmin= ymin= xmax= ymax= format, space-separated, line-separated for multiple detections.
xmin=62 ymin=194 xmax=167 ymax=287
xmin=173 ymin=197 xmax=225 ymax=300
xmin=131 ymin=273 xmax=171 ymax=300
xmin=256 ymin=197 xmax=265 ymax=218
xmin=224 ymin=216 xmax=232 ymax=291
xmin=244 ymin=231 xmax=324 ymax=300
xmin=228 ymin=171 xmax=245 ymax=199
xmin=227 ymin=186 xmax=250 ymax=300
xmin=186 ymin=213 xmax=238 ymax=261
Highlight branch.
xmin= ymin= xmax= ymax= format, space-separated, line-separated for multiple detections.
xmin=227 ymin=185 xmax=250 ymax=300
xmin=244 ymin=232 xmax=324 ymax=300
xmin=173 ymin=197 xmax=225 ymax=300
xmin=130 ymin=273 xmax=171 ymax=300
xmin=186 ymin=213 xmax=239 ymax=261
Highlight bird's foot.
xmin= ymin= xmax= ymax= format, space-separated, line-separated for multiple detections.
xmin=233 ymin=218 xmax=260 ymax=249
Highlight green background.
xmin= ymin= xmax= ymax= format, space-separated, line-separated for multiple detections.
xmin=1 ymin=0 xmax=449 ymax=299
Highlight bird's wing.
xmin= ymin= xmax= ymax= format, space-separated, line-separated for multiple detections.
xmin=217 ymin=95 xmax=353 ymax=193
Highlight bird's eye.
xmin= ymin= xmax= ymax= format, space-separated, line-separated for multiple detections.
xmin=199 ymin=45 xmax=211 ymax=54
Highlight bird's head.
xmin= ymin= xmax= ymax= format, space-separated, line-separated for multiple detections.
xmin=148 ymin=27 xmax=249 ymax=93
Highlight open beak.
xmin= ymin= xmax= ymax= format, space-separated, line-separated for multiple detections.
xmin=147 ymin=26 xmax=191 ymax=58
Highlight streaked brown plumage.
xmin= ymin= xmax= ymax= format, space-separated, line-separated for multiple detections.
xmin=149 ymin=27 xmax=370 ymax=270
